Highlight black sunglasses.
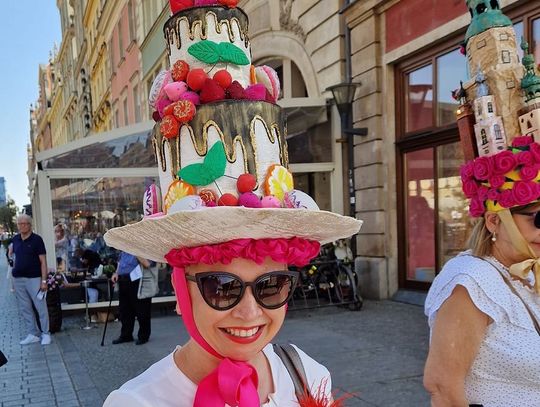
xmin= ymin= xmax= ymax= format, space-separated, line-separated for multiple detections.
xmin=186 ymin=270 xmax=299 ymax=311
xmin=514 ymin=211 xmax=540 ymax=228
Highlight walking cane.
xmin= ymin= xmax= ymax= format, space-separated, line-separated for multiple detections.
xmin=100 ymin=280 xmax=115 ymax=346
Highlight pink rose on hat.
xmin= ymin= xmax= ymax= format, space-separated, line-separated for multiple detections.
xmin=512 ymin=136 xmax=533 ymax=147
xmin=512 ymin=181 xmax=538 ymax=206
xmin=460 ymin=162 xmax=474 ymax=181
xmin=473 ymin=156 xmax=493 ymax=180
xmin=492 ymin=150 xmax=516 ymax=175
xmin=463 ymin=179 xmax=479 ymax=198
xmin=469 ymin=197 xmax=485 ymax=217
xmin=530 ymin=142 xmax=540 ymax=162
xmin=487 ymin=189 xmax=499 ymax=201
xmin=517 ymin=151 xmax=533 ymax=166
xmin=498 ymin=189 xmax=515 ymax=208
xmin=520 ymin=165 xmax=538 ymax=182
xmin=488 ymin=175 xmax=506 ymax=189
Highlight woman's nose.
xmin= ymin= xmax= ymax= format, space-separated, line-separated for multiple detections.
xmin=231 ymin=287 xmax=263 ymax=320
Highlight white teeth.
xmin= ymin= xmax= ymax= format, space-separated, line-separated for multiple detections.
xmin=224 ymin=327 xmax=260 ymax=338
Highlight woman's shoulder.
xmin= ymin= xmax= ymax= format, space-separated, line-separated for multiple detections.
xmin=103 ymin=347 xmax=195 ymax=407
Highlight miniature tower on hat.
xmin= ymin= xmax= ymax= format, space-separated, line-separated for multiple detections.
xmin=518 ymin=39 xmax=540 ymax=142
xmin=464 ymin=0 xmax=524 ymax=140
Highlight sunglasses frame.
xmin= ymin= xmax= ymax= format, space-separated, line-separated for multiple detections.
xmin=185 ymin=270 xmax=299 ymax=311
xmin=513 ymin=211 xmax=540 ymax=228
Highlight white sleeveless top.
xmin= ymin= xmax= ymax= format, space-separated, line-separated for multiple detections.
xmin=425 ymin=251 xmax=540 ymax=406
xmin=103 ymin=343 xmax=331 ymax=407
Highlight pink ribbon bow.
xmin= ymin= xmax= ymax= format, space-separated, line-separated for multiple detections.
xmin=194 ymin=358 xmax=260 ymax=407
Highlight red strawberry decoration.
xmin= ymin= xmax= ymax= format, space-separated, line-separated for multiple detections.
xmin=200 ymin=78 xmax=226 ymax=103
xmin=172 ymin=100 xmax=196 ymax=123
xmin=169 ymin=0 xmax=194 ymax=13
xmin=163 ymin=102 xmax=175 ymax=117
xmin=213 ymin=69 xmax=233 ymax=89
xmin=218 ymin=0 xmax=238 ymax=7
xmin=172 ymin=60 xmax=190 ymax=82
xmin=160 ymin=115 xmax=180 ymax=139
xmin=226 ymin=80 xmax=246 ymax=100
xmin=187 ymin=68 xmax=208 ymax=91
xmin=237 ymin=173 xmax=257 ymax=193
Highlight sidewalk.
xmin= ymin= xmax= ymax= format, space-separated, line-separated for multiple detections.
xmin=0 ymin=252 xmax=431 ymax=406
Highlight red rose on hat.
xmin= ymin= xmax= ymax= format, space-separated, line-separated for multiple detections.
xmin=520 ymin=165 xmax=538 ymax=182
xmin=487 ymin=189 xmax=499 ymax=201
xmin=512 ymin=181 xmax=538 ymax=206
xmin=477 ymin=185 xmax=489 ymax=201
xmin=462 ymin=179 xmax=479 ymax=198
xmin=492 ymin=151 xmax=516 ymax=175
xmin=469 ymin=197 xmax=485 ymax=217
xmin=512 ymin=136 xmax=533 ymax=147
xmin=460 ymin=162 xmax=474 ymax=181
xmin=488 ymin=174 xmax=506 ymax=189
xmin=498 ymin=189 xmax=515 ymax=208
xmin=517 ymin=151 xmax=533 ymax=166
xmin=530 ymin=142 xmax=540 ymax=162
xmin=473 ymin=156 xmax=493 ymax=181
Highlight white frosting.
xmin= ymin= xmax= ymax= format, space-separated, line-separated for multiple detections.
xmin=166 ymin=11 xmax=252 ymax=88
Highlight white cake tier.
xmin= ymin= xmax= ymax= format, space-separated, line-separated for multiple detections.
xmin=164 ymin=6 xmax=251 ymax=89
xmin=152 ymin=100 xmax=288 ymax=207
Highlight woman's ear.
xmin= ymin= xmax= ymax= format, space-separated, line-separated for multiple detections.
xmin=484 ymin=212 xmax=500 ymax=233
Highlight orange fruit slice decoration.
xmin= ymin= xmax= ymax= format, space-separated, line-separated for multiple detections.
xmin=164 ymin=180 xmax=195 ymax=213
xmin=264 ymin=164 xmax=294 ymax=201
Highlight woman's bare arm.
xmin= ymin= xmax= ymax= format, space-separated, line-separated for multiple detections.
xmin=424 ymin=285 xmax=490 ymax=407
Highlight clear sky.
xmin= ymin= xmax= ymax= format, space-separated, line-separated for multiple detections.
xmin=0 ymin=2 xmax=61 ymax=210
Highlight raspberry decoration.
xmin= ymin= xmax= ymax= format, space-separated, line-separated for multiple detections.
xmin=172 ymin=60 xmax=190 ymax=82
xmin=200 ymin=78 xmax=226 ymax=103
xmin=160 ymin=115 xmax=180 ymax=139
xmin=172 ymin=100 xmax=196 ymax=123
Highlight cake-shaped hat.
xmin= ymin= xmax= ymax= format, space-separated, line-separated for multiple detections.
xmin=104 ymin=0 xmax=363 ymax=262
xmin=457 ymin=0 xmax=540 ymax=217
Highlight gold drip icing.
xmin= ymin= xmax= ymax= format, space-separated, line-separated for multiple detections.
xmin=164 ymin=8 xmax=250 ymax=56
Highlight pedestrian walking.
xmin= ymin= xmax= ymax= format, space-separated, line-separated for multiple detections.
xmin=6 ymin=239 xmax=15 ymax=292
xmin=11 ymin=214 xmax=51 ymax=346
xmin=110 ymin=252 xmax=155 ymax=345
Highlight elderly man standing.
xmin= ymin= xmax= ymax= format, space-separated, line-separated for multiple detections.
xmin=12 ymin=214 xmax=51 ymax=345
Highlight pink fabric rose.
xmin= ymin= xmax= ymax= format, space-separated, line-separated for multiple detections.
xmin=512 ymin=136 xmax=533 ymax=147
xmin=498 ymin=189 xmax=515 ymax=208
xmin=460 ymin=162 xmax=475 ymax=181
xmin=512 ymin=181 xmax=539 ymax=206
xmin=473 ymin=156 xmax=493 ymax=180
xmin=469 ymin=197 xmax=485 ymax=217
xmin=492 ymin=150 xmax=516 ymax=175
xmin=520 ymin=165 xmax=539 ymax=182
xmin=517 ymin=151 xmax=533 ymax=166
xmin=488 ymin=175 xmax=505 ymax=189
xmin=530 ymin=142 xmax=540 ymax=162
xmin=487 ymin=189 xmax=499 ymax=201
xmin=477 ymin=185 xmax=489 ymax=201
xmin=462 ymin=179 xmax=479 ymax=198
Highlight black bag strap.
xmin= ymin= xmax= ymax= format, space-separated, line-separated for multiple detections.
xmin=273 ymin=344 xmax=309 ymax=399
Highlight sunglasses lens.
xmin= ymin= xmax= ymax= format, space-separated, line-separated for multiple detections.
xmin=200 ymin=275 xmax=243 ymax=310
xmin=255 ymin=273 xmax=296 ymax=308
xmin=535 ymin=212 xmax=540 ymax=229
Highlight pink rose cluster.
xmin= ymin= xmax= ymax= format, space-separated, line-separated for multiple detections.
xmin=460 ymin=139 xmax=540 ymax=217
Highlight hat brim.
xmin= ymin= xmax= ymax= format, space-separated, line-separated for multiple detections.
xmin=104 ymin=207 xmax=363 ymax=263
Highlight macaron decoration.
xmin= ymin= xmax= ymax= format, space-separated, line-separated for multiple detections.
xmin=149 ymin=70 xmax=172 ymax=109
xmin=255 ymin=66 xmax=280 ymax=103
xmin=143 ymin=184 xmax=162 ymax=216
xmin=164 ymin=81 xmax=188 ymax=102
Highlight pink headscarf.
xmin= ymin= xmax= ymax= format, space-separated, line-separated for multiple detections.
xmin=165 ymin=237 xmax=320 ymax=407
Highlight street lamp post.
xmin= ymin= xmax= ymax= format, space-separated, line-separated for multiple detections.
xmin=327 ymin=82 xmax=366 ymax=257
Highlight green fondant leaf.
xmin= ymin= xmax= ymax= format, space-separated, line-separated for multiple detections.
xmin=177 ymin=141 xmax=227 ymax=186
xmin=217 ymin=42 xmax=250 ymax=66
xmin=205 ymin=141 xmax=227 ymax=180
xmin=188 ymin=41 xmax=220 ymax=64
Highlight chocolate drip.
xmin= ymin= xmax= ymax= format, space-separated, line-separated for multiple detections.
xmin=152 ymin=100 xmax=287 ymax=181
xmin=164 ymin=6 xmax=250 ymax=55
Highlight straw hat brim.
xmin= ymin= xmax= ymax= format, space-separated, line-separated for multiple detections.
xmin=104 ymin=207 xmax=363 ymax=263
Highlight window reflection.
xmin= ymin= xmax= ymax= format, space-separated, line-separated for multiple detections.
xmin=437 ymin=49 xmax=468 ymax=126
xmin=293 ymin=172 xmax=331 ymax=211
xmin=514 ymin=21 xmax=524 ymax=61
xmin=405 ymin=148 xmax=435 ymax=282
xmin=437 ymin=142 xmax=472 ymax=268
xmin=43 ymin=131 xmax=155 ymax=169
xmin=533 ymin=18 xmax=540 ymax=63
xmin=288 ymin=121 xmax=332 ymax=164
xmin=406 ymin=65 xmax=433 ymax=132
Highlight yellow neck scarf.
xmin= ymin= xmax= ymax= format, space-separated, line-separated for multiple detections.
xmin=498 ymin=210 xmax=540 ymax=294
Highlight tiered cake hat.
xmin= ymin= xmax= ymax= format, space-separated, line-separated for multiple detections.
xmin=457 ymin=0 xmax=540 ymax=217
xmin=104 ymin=0 xmax=363 ymax=262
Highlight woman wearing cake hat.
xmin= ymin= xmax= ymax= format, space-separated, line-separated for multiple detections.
xmin=103 ymin=1 xmax=361 ymax=406
xmin=424 ymin=4 xmax=540 ymax=404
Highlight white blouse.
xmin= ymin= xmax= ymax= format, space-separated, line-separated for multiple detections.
xmin=103 ymin=343 xmax=331 ymax=407
xmin=425 ymin=251 xmax=540 ymax=406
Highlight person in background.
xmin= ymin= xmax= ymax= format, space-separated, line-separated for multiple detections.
xmin=6 ymin=239 xmax=15 ymax=292
xmin=54 ymin=223 xmax=69 ymax=272
xmin=110 ymin=252 xmax=154 ymax=345
xmin=11 ymin=214 xmax=51 ymax=346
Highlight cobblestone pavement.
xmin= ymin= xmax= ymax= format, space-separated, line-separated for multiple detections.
xmin=0 ymin=251 xmax=431 ymax=406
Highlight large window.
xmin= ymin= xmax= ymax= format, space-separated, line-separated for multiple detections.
xmin=397 ymin=5 xmax=539 ymax=290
